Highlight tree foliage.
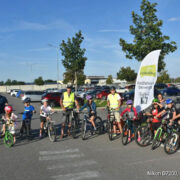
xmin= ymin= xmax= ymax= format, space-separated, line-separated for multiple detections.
xmin=117 ymin=67 xmax=137 ymax=82
xmin=3 ymin=79 xmax=25 ymax=85
xmin=106 ymin=75 xmax=113 ymax=84
xmin=157 ymin=70 xmax=171 ymax=83
xmin=34 ymin=76 xmax=44 ymax=85
xmin=60 ymin=31 xmax=87 ymax=85
xmin=120 ymin=0 xmax=177 ymax=72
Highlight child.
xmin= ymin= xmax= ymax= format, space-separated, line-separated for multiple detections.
xmin=120 ymin=100 xmax=138 ymax=142
xmin=20 ymin=98 xmax=35 ymax=138
xmin=79 ymin=95 xmax=97 ymax=131
xmin=2 ymin=106 xmax=17 ymax=144
xmin=39 ymin=98 xmax=54 ymax=138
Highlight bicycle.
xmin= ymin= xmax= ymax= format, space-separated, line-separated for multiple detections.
xmin=0 ymin=119 xmax=14 ymax=148
xmin=151 ymin=119 xmax=171 ymax=150
xmin=81 ymin=112 xmax=103 ymax=140
xmin=106 ymin=108 xmax=121 ymax=141
xmin=164 ymin=122 xmax=180 ymax=154
xmin=134 ymin=114 xmax=153 ymax=147
xmin=42 ymin=112 xmax=57 ymax=142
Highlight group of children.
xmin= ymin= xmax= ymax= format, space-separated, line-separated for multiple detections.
xmin=1 ymin=92 xmax=180 ymax=145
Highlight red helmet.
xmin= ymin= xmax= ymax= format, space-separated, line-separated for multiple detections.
xmin=4 ymin=106 xmax=13 ymax=113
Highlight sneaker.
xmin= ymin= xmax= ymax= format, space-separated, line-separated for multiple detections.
xmin=39 ymin=134 xmax=43 ymax=139
xmin=138 ymin=137 xmax=141 ymax=142
xmin=94 ymin=127 xmax=97 ymax=131
xmin=128 ymin=137 xmax=131 ymax=142
xmin=112 ymin=133 xmax=116 ymax=138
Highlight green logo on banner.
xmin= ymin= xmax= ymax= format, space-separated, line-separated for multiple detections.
xmin=140 ymin=65 xmax=156 ymax=77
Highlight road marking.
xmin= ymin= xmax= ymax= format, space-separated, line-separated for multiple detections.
xmin=39 ymin=153 xmax=84 ymax=161
xmin=47 ymin=160 xmax=97 ymax=170
xmin=51 ymin=171 xmax=100 ymax=180
xmin=126 ymin=155 xmax=180 ymax=166
xmin=39 ymin=149 xmax=79 ymax=155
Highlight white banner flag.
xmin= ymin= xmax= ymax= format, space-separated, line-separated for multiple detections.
xmin=134 ymin=50 xmax=161 ymax=112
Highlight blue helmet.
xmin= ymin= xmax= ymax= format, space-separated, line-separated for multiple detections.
xmin=23 ymin=97 xmax=31 ymax=103
xmin=165 ymin=98 xmax=173 ymax=104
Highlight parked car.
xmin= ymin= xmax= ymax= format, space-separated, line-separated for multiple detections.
xmin=42 ymin=92 xmax=62 ymax=107
xmin=96 ymin=90 xmax=110 ymax=100
xmin=11 ymin=89 xmax=20 ymax=97
xmin=123 ymin=88 xmax=160 ymax=101
xmin=7 ymin=89 xmax=13 ymax=94
xmin=21 ymin=91 xmax=44 ymax=102
xmin=116 ymin=87 xmax=129 ymax=94
xmin=0 ymin=94 xmax=8 ymax=114
xmin=155 ymin=83 xmax=168 ymax=89
xmin=125 ymin=84 xmax=135 ymax=90
xmin=160 ymin=87 xmax=180 ymax=96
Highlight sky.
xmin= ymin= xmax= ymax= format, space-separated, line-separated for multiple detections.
xmin=0 ymin=0 xmax=180 ymax=82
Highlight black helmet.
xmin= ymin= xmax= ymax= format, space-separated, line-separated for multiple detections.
xmin=67 ymin=85 xmax=72 ymax=89
xmin=23 ymin=97 xmax=31 ymax=103
xmin=110 ymin=86 xmax=116 ymax=91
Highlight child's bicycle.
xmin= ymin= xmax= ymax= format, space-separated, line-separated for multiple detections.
xmin=42 ymin=112 xmax=57 ymax=142
xmin=0 ymin=119 xmax=14 ymax=147
xmin=81 ymin=112 xmax=103 ymax=140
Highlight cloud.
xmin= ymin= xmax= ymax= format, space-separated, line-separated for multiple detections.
xmin=98 ymin=29 xmax=128 ymax=33
xmin=0 ymin=19 xmax=74 ymax=32
xmin=168 ymin=17 xmax=180 ymax=22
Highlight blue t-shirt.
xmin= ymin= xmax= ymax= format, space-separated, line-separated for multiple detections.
xmin=22 ymin=105 xmax=35 ymax=120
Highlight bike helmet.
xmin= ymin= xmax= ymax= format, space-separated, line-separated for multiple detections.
xmin=110 ymin=86 xmax=116 ymax=91
xmin=4 ymin=106 xmax=13 ymax=113
xmin=126 ymin=99 xmax=133 ymax=105
xmin=152 ymin=98 xmax=159 ymax=103
xmin=165 ymin=98 xmax=173 ymax=104
xmin=86 ymin=95 xmax=93 ymax=100
xmin=42 ymin=98 xmax=48 ymax=103
xmin=67 ymin=85 xmax=73 ymax=89
xmin=23 ymin=97 xmax=31 ymax=103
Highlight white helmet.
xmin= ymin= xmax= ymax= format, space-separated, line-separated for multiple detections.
xmin=42 ymin=98 xmax=48 ymax=103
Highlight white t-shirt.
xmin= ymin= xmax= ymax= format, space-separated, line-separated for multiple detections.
xmin=40 ymin=105 xmax=52 ymax=117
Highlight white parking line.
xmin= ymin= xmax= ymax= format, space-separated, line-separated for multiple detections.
xmin=47 ymin=160 xmax=97 ymax=170
xmin=51 ymin=171 xmax=100 ymax=180
xmin=39 ymin=154 xmax=84 ymax=161
xmin=39 ymin=149 xmax=79 ymax=155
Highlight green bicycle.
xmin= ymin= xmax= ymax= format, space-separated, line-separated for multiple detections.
xmin=1 ymin=119 xmax=14 ymax=147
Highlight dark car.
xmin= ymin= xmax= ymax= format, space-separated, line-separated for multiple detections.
xmin=160 ymin=87 xmax=180 ymax=96
xmin=0 ymin=94 xmax=8 ymax=114
xmin=155 ymin=83 xmax=168 ymax=89
xmin=123 ymin=88 xmax=160 ymax=101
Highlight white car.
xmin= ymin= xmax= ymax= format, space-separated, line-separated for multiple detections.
xmin=10 ymin=89 xmax=20 ymax=97
xmin=21 ymin=91 xmax=44 ymax=102
xmin=116 ymin=87 xmax=129 ymax=94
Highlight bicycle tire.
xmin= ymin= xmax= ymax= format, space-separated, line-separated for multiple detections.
xmin=152 ymin=128 xmax=162 ymax=150
xmin=108 ymin=121 xmax=113 ymax=141
xmin=71 ymin=118 xmax=78 ymax=139
xmin=94 ymin=116 xmax=103 ymax=135
xmin=48 ymin=124 xmax=56 ymax=142
xmin=122 ymin=123 xmax=128 ymax=145
xmin=81 ymin=119 xmax=87 ymax=140
xmin=135 ymin=126 xmax=152 ymax=147
xmin=164 ymin=132 xmax=180 ymax=155
xmin=4 ymin=132 xmax=14 ymax=148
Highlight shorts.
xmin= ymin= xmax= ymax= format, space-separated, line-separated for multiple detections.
xmin=8 ymin=125 xmax=15 ymax=135
xmin=89 ymin=113 xmax=96 ymax=118
xmin=152 ymin=122 xmax=161 ymax=131
xmin=62 ymin=110 xmax=72 ymax=125
xmin=110 ymin=111 xmax=120 ymax=123
xmin=40 ymin=116 xmax=47 ymax=123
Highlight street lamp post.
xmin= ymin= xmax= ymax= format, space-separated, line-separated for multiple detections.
xmin=48 ymin=43 xmax=60 ymax=89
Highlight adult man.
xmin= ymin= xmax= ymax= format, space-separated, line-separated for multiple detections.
xmin=0 ymin=94 xmax=8 ymax=116
xmin=60 ymin=85 xmax=79 ymax=138
xmin=107 ymin=86 xmax=122 ymax=136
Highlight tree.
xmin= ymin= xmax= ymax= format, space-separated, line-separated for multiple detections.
xmin=44 ymin=79 xmax=56 ymax=84
xmin=157 ymin=70 xmax=171 ymax=83
xmin=120 ymin=0 xmax=177 ymax=72
xmin=0 ymin=81 xmax=4 ymax=85
xmin=117 ymin=67 xmax=137 ymax=82
xmin=60 ymin=31 xmax=87 ymax=85
xmin=34 ymin=76 xmax=44 ymax=85
xmin=106 ymin=75 xmax=113 ymax=84
xmin=5 ymin=79 xmax=12 ymax=85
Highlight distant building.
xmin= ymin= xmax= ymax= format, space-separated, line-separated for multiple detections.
xmin=85 ymin=76 xmax=107 ymax=85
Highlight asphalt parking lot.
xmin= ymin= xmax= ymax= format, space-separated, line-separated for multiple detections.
xmin=0 ymin=93 xmax=180 ymax=180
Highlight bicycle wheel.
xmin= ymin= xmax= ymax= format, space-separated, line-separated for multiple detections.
xmin=48 ymin=123 xmax=56 ymax=142
xmin=107 ymin=121 xmax=113 ymax=141
xmin=71 ymin=118 xmax=78 ymax=139
xmin=81 ymin=120 xmax=87 ymax=140
xmin=152 ymin=128 xmax=162 ymax=150
xmin=94 ymin=116 xmax=103 ymax=135
xmin=122 ymin=123 xmax=128 ymax=145
xmin=164 ymin=132 xmax=180 ymax=155
xmin=4 ymin=133 xmax=14 ymax=148
xmin=135 ymin=126 xmax=153 ymax=147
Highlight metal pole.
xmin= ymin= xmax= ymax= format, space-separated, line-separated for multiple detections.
xmin=57 ymin=48 xmax=59 ymax=89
